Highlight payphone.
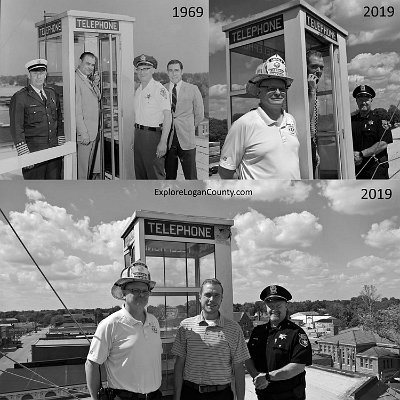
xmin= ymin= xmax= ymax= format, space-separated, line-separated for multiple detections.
xmin=222 ymin=0 xmax=355 ymax=179
xmin=121 ymin=210 xmax=234 ymax=395
xmin=36 ymin=10 xmax=135 ymax=179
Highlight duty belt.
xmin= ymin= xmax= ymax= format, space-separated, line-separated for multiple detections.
xmin=134 ymin=124 xmax=162 ymax=132
xmin=113 ymin=388 xmax=160 ymax=400
xmin=183 ymin=380 xmax=231 ymax=393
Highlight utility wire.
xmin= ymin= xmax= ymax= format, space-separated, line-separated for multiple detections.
xmin=0 ymin=207 xmax=92 ymax=345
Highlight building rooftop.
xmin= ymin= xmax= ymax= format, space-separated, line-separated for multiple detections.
xmin=358 ymin=346 xmax=400 ymax=358
xmin=33 ymin=338 xmax=91 ymax=347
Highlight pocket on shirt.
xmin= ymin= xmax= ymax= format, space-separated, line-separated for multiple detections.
xmin=26 ymin=107 xmax=44 ymax=124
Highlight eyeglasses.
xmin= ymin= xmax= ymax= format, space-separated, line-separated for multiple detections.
xmin=259 ymin=86 xmax=287 ymax=94
xmin=125 ymin=289 xmax=151 ymax=296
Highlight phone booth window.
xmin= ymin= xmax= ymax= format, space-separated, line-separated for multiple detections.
xmin=145 ymin=240 xmax=215 ymax=288
xmin=306 ymin=31 xmax=340 ymax=179
xmin=39 ymin=36 xmax=63 ymax=114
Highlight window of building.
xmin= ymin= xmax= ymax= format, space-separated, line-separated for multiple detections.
xmin=360 ymin=358 xmax=364 ymax=367
xmin=347 ymin=353 xmax=350 ymax=365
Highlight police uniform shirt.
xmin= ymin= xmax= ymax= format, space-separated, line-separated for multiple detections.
xmin=351 ymin=111 xmax=393 ymax=172
xmin=134 ymin=78 xmax=170 ymax=127
xmin=247 ymin=318 xmax=312 ymax=394
xmin=219 ymin=107 xmax=301 ymax=179
xmin=87 ymin=306 xmax=162 ymax=393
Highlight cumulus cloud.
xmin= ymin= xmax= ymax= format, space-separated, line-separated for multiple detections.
xmin=319 ymin=181 xmax=398 ymax=215
xmin=209 ymin=12 xmax=232 ymax=55
xmin=209 ymin=84 xmax=227 ymax=99
xmin=206 ymin=180 xmax=312 ymax=203
xmin=362 ymin=218 xmax=400 ymax=249
xmin=346 ymin=255 xmax=394 ymax=274
xmin=233 ymin=208 xmax=322 ymax=250
xmin=347 ymin=53 xmax=400 ymax=81
xmin=26 ymin=188 xmax=45 ymax=201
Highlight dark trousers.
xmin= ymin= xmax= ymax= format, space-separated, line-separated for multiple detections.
xmin=134 ymin=128 xmax=165 ymax=180
xmin=180 ymin=383 xmax=233 ymax=400
xmin=22 ymin=158 xmax=62 ymax=180
xmin=165 ymin=133 xmax=197 ymax=180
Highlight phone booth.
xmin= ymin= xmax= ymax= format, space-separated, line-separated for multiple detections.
xmin=222 ymin=0 xmax=355 ymax=179
xmin=121 ymin=210 xmax=234 ymax=395
xmin=35 ymin=10 xmax=135 ymax=179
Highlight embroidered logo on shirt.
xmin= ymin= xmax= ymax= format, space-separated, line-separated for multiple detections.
xmin=149 ymin=323 xmax=158 ymax=333
xmin=160 ymin=88 xmax=168 ymax=100
xmin=146 ymin=94 xmax=151 ymax=102
xmin=382 ymin=120 xmax=390 ymax=129
xmin=278 ymin=334 xmax=287 ymax=340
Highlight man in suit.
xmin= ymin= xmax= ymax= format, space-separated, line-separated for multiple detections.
xmin=165 ymin=60 xmax=204 ymax=179
xmin=9 ymin=58 xmax=64 ymax=179
xmin=75 ymin=52 xmax=101 ymax=179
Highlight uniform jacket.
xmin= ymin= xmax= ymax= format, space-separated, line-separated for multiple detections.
xmin=165 ymin=81 xmax=204 ymax=150
xmin=9 ymin=85 xmax=63 ymax=152
xmin=75 ymin=70 xmax=101 ymax=142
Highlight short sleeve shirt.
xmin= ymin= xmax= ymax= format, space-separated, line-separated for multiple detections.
xmin=171 ymin=312 xmax=250 ymax=385
xmin=219 ymin=108 xmax=300 ymax=179
xmin=134 ymin=78 xmax=170 ymax=126
xmin=87 ymin=306 xmax=162 ymax=393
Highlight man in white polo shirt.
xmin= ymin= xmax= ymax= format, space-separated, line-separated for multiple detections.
xmin=172 ymin=278 xmax=250 ymax=400
xmin=85 ymin=261 xmax=162 ymax=400
xmin=219 ymin=55 xmax=300 ymax=180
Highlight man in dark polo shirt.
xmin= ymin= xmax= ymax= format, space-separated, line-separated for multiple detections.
xmin=246 ymin=285 xmax=312 ymax=400
xmin=352 ymin=84 xmax=393 ymax=179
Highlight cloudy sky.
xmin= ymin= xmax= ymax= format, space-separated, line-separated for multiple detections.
xmin=1 ymin=180 xmax=400 ymax=311
xmin=0 ymin=0 xmax=208 ymax=75
xmin=210 ymin=0 xmax=400 ymax=119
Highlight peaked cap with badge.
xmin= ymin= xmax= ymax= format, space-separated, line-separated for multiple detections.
xmin=25 ymin=58 xmax=48 ymax=72
xmin=352 ymin=84 xmax=375 ymax=99
xmin=133 ymin=54 xmax=158 ymax=69
xmin=260 ymin=284 xmax=292 ymax=302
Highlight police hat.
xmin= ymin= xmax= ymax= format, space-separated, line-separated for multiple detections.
xmin=260 ymin=285 xmax=292 ymax=302
xmin=352 ymin=84 xmax=375 ymax=99
xmin=25 ymin=58 xmax=48 ymax=72
xmin=133 ymin=54 xmax=157 ymax=69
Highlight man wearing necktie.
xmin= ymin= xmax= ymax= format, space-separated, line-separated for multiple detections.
xmin=165 ymin=60 xmax=204 ymax=180
xmin=9 ymin=58 xmax=64 ymax=179
xmin=75 ymin=52 xmax=102 ymax=179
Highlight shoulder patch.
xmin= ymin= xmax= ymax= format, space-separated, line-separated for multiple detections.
xmin=299 ymin=333 xmax=309 ymax=348
xmin=160 ymin=87 xmax=168 ymax=100
xmin=382 ymin=120 xmax=390 ymax=130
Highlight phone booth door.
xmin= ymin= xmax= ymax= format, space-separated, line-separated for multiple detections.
xmin=99 ymin=34 xmax=121 ymax=179
xmin=306 ymin=31 xmax=342 ymax=179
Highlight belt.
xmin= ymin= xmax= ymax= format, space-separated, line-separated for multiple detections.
xmin=113 ymin=388 xmax=160 ymax=400
xmin=183 ymin=380 xmax=230 ymax=394
xmin=134 ymin=124 xmax=162 ymax=132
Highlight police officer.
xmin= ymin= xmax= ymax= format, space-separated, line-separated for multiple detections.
xmin=245 ymin=285 xmax=312 ymax=400
xmin=133 ymin=54 xmax=172 ymax=180
xmin=352 ymin=84 xmax=393 ymax=179
xmin=9 ymin=59 xmax=64 ymax=179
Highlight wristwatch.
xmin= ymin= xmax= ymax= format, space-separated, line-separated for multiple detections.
xmin=253 ymin=372 xmax=270 ymax=383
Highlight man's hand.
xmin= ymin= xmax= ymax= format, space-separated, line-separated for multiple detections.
xmin=156 ymin=140 xmax=167 ymax=158
xmin=354 ymin=151 xmax=363 ymax=166
xmin=92 ymin=71 xmax=101 ymax=87
xmin=253 ymin=373 xmax=269 ymax=390
xmin=80 ymin=133 xmax=91 ymax=145
xmin=308 ymin=74 xmax=318 ymax=92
